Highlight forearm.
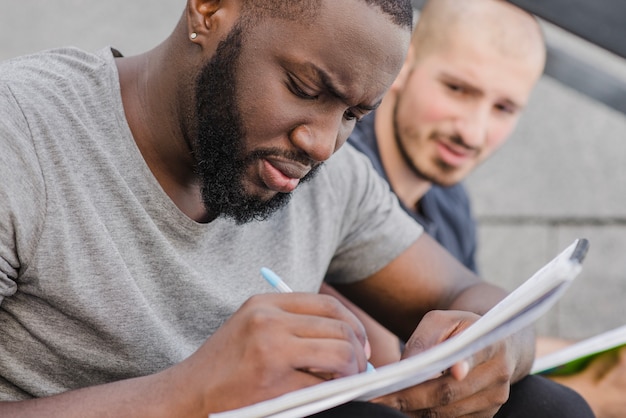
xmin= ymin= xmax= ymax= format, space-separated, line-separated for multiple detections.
xmin=450 ymin=282 xmax=536 ymax=382
xmin=535 ymin=335 xmax=574 ymax=357
xmin=0 ymin=368 xmax=204 ymax=418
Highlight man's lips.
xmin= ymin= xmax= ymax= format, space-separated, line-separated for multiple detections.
xmin=435 ymin=138 xmax=478 ymax=168
xmin=260 ymin=158 xmax=311 ymax=193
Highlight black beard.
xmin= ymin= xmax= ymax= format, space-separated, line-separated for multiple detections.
xmin=392 ymin=101 xmax=432 ymax=182
xmin=193 ymin=22 xmax=295 ymax=224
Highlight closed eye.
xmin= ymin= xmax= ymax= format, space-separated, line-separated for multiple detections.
xmin=288 ymin=74 xmax=319 ymax=100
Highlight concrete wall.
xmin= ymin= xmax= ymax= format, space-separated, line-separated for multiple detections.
xmin=2 ymin=1 xmax=624 ymax=341
xmin=0 ymin=0 xmax=182 ymax=61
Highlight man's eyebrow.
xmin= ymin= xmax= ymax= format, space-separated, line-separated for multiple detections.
xmin=445 ymin=74 xmax=483 ymax=96
xmin=442 ymin=72 xmax=523 ymax=110
xmin=311 ymin=63 xmax=381 ymax=111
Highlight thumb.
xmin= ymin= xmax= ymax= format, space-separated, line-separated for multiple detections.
xmin=364 ymin=337 xmax=372 ymax=359
xmin=449 ymin=360 xmax=471 ymax=381
xmin=448 ymin=342 xmax=498 ymax=381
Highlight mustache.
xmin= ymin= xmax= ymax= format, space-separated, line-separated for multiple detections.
xmin=244 ymin=148 xmax=319 ymax=169
xmin=431 ymin=132 xmax=480 ymax=153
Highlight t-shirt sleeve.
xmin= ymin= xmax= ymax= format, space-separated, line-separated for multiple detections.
xmin=0 ymin=84 xmax=46 ymax=304
xmin=324 ymin=144 xmax=423 ymax=284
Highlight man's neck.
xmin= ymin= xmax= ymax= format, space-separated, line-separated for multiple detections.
xmin=115 ymin=43 xmax=210 ymax=223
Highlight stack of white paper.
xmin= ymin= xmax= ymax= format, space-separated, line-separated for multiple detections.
xmin=211 ymin=239 xmax=589 ymax=418
xmin=532 ymin=323 xmax=626 ymax=375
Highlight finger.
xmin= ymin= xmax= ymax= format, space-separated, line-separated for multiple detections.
xmin=376 ymin=372 xmax=468 ymax=411
xmin=445 ymin=338 xmax=501 ymax=380
xmin=250 ymin=293 xmax=369 ymax=347
xmin=286 ymin=315 xmax=370 ymax=374
xmin=242 ymin=295 xmax=370 ymax=374
xmin=403 ymin=310 xmax=480 ymax=356
xmin=291 ymin=337 xmax=366 ymax=378
xmin=376 ymin=355 xmax=508 ymax=413
xmin=377 ymin=376 xmax=507 ymax=417
xmin=449 ymin=360 xmax=471 ymax=381
xmin=364 ymin=338 xmax=372 ymax=359
xmin=401 ymin=310 xmax=493 ymax=381
xmin=316 ymin=285 xmax=375 ymax=361
xmin=427 ymin=344 xmax=499 ymax=382
xmin=426 ymin=377 xmax=509 ymax=418
xmin=256 ymin=366 xmax=341 ymax=403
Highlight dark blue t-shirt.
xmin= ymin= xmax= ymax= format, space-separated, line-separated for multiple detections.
xmin=348 ymin=112 xmax=478 ymax=273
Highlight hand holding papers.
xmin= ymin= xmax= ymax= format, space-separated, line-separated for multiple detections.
xmin=212 ymin=239 xmax=589 ymax=418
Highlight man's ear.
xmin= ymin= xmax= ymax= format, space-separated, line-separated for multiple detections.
xmin=186 ymin=0 xmax=231 ymax=43
xmin=390 ymin=44 xmax=415 ymax=93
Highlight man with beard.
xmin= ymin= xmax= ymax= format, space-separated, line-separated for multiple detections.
xmin=330 ymin=0 xmax=614 ymax=416
xmin=347 ymin=0 xmax=547 ymax=272
xmin=0 ymin=0 xmax=593 ymax=417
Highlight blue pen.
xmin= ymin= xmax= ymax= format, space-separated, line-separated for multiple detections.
xmin=260 ymin=267 xmax=294 ymax=293
xmin=260 ymin=267 xmax=375 ymax=373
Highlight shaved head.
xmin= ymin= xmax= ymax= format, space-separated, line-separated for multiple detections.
xmin=413 ymin=0 xmax=545 ymax=68
xmin=378 ymin=0 xmax=548 ymax=196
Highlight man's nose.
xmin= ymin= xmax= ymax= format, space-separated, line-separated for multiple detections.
xmin=455 ymin=105 xmax=490 ymax=149
xmin=289 ymin=117 xmax=342 ymax=163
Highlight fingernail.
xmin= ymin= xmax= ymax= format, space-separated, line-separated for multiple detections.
xmin=460 ymin=360 xmax=470 ymax=377
xmin=364 ymin=338 xmax=372 ymax=359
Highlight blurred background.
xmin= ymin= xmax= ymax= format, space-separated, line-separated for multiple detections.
xmin=1 ymin=0 xmax=624 ymax=341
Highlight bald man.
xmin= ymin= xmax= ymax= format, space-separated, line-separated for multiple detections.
xmin=325 ymin=0 xmax=596 ymax=416
xmin=353 ymin=0 xmax=546 ymax=269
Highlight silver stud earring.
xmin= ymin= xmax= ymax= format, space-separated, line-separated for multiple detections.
xmin=190 ymin=32 xmax=198 ymax=40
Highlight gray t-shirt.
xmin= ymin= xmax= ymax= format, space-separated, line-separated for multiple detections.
xmin=0 ymin=47 xmax=422 ymax=399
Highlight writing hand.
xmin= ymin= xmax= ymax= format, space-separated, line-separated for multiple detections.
xmin=319 ymin=282 xmax=401 ymax=367
xmin=177 ymin=292 xmax=371 ymax=414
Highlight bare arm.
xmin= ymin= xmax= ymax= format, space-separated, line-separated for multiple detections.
xmin=0 ymin=293 xmax=372 ymax=417
xmin=535 ymin=335 xmax=575 ymax=357
xmin=334 ymin=233 xmax=535 ymax=416
xmin=0 ymin=371 xmax=199 ymax=418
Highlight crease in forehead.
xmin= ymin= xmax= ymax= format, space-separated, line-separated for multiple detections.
xmin=267 ymin=1 xmax=409 ymax=104
xmin=433 ymin=30 xmax=540 ymax=107
xmin=316 ymin=1 xmax=410 ymax=97
xmin=238 ymin=0 xmax=412 ymax=104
